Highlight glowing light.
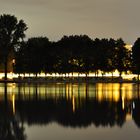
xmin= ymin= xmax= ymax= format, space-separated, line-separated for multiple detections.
xmin=122 ymin=94 xmax=125 ymax=110
xmin=66 ymin=84 xmax=69 ymax=100
xmin=0 ymin=70 xmax=137 ymax=80
xmin=132 ymin=102 xmax=135 ymax=109
xmin=96 ymin=83 xmax=133 ymax=102
xmin=113 ymin=92 xmax=120 ymax=102
xmin=125 ymin=44 xmax=132 ymax=51
xmin=72 ymin=95 xmax=75 ymax=113
xmin=12 ymin=59 xmax=15 ymax=64
xmin=12 ymin=94 xmax=15 ymax=114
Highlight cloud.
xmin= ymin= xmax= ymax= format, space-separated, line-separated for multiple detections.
xmin=0 ymin=0 xmax=140 ymax=43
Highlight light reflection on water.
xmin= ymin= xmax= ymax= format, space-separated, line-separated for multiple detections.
xmin=0 ymin=82 xmax=140 ymax=140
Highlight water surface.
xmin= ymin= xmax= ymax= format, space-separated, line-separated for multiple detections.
xmin=0 ymin=82 xmax=140 ymax=140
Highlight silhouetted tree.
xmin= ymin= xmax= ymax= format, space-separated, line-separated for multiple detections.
xmin=56 ymin=35 xmax=93 ymax=75
xmin=26 ymin=37 xmax=50 ymax=76
xmin=13 ymin=34 xmax=132 ymax=78
xmin=91 ymin=38 xmax=116 ymax=77
xmin=0 ymin=14 xmax=27 ymax=80
xmin=14 ymin=42 xmax=27 ymax=75
xmin=79 ymin=35 xmax=93 ymax=76
xmin=114 ymin=38 xmax=131 ymax=77
xmin=43 ymin=42 xmax=58 ymax=75
xmin=132 ymin=38 xmax=140 ymax=80
xmin=15 ymin=37 xmax=51 ymax=76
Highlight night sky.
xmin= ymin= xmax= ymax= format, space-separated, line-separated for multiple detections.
xmin=1 ymin=0 xmax=140 ymax=44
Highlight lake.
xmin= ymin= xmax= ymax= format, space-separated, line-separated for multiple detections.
xmin=0 ymin=82 xmax=140 ymax=140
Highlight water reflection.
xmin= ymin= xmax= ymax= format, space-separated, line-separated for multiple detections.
xmin=0 ymin=82 xmax=140 ymax=139
xmin=0 ymin=84 xmax=26 ymax=140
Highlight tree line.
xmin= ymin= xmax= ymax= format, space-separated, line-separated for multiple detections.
xmin=1 ymin=14 xmax=140 ymax=80
xmin=14 ymin=36 xmax=132 ymax=77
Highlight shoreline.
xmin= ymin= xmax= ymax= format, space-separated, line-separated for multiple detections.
xmin=0 ymin=77 xmax=138 ymax=84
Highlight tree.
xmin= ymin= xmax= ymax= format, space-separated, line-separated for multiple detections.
xmin=26 ymin=37 xmax=50 ymax=76
xmin=14 ymin=42 xmax=28 ymax=75
xmin=132 ymin=38 xmax=140 ymax=80
xmin=93 ymin=38 xmax=112 ymax=74
xmin=0 ymin=14 xmax=27 ymax=80
xmin=15 ymin=37 xmax=51 ymax=76
xmin=91 ymin=38 xmax=110 ymax=76
xmin=114 ymin=38 xmax=131 ymax=77
xmin=55 ymin=35 xmax=93 ymax=76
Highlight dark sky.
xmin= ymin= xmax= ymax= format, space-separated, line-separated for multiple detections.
xmin=1 ymin=0 xmax=140 ymax=44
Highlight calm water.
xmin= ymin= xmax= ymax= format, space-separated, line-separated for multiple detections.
xmin=0 ymin=82 xmax=140 ymax=140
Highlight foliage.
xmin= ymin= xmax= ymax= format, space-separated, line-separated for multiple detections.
xmin=0 ymin=14 xmax=27 ymax=80
xmin=14 ymin=35 xmax=132 ymax=76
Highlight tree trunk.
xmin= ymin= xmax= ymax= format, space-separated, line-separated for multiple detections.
xmin=71 ymin=72 xmax=74 ymax=82
xmin=78 ymin=72 xmax=80 ymax=77
xmin=112 ymin=72 xmax=113 ymax=81
xmin=97 ymin=71 xmax=98 ymax=78
xmin=102 ymin=72 xmax=104 ymax=78
xmin=119 ymin=72 xmax=122 ymax=78
xmin=95 ymin=71 xmax=96 ymax=77
xmin=119 ymin=72 xmax=123 ymax=83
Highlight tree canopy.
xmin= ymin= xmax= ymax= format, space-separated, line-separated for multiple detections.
xmin=2 ymin=14 xmax=140 ymax=79
xmin=14 ymin=35 xmax=132 ymax=78
xmin=0 ymin=14 xmax=27 ymax=80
